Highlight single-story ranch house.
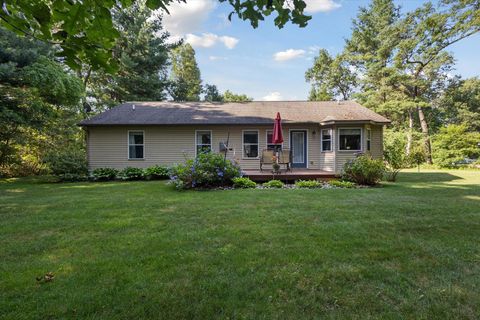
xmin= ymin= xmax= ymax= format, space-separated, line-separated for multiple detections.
xmin=79 ymin=101 xmax=390 ymax=178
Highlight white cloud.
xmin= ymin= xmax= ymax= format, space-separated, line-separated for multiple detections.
xmin=185 ymin=33 xmax=239 ymax=49
xmin=262 ymin=92 xmax=284 ymax=101
xmin=209 ymin=56 xmax=228 ymax=61
xmin=304 ymin=0 xmax=341 ymax=13
xmin=273 ymin=49 xmax=306 ymax=62
xmin=163 ymin=0 xmax=216 ymax=37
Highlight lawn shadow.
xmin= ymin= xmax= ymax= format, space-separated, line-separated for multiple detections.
xmin=397 ymin=172 xmax=464 ymax=183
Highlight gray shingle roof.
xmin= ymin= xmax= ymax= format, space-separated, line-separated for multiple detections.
xmin=79 ymin=101 xmax=390 ymax=126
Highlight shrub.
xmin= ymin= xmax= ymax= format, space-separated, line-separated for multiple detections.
xmin=295 ymin=180 xmax=321 ymax=188
xmin=92 ymin=168 xmax=118 ymax=181
xmin=144 ymin=165 xmax=170 ymax=180
xmin=119 ymin=167 xmax=145 ymax=181
xmin=342 ymin=155 xmax=385 ymax=185
xmin=43 ymin=147 xmax=88 ymax=176
xmin=432 ymin=124 xmax=480 ymax=168
xmin=262 ymin=179 xmax=284 ymax=188
xmin=232 ymin=177 xmax=257 ymax=189
xmin=328 ymin=179 xmax=356 ymax=188
xmin=169 ymin=152 xmax=241 ymax=189
xmin=383 ymin=130 xmax=409 ymax=182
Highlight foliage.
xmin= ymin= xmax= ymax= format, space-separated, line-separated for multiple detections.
xmin=305 ymin=50 xmax=357 ymax=100
xmin=203 ymin=84 xmax=223 ymax=102
xmin=43 ymin=146 xmax=88 ymax=176
xmin=169 ymin=152 xmax=241 ymax=189
xmin=262 ymin=179 xmax=284 ymax=188
xmin=328 ymin=179 xmax=356 ymax=188
xmin=295 ymin=180 xmax=322 ymax=188
xmin=144 ymin=165 xmax=170 ymax=180
xmin=232 ymin=177 xmax=257 ymax=189
xmin=383 ymin=130 xmax=409 ymax=181
xmin=169 ymin=43 xmax=202 ymax=101
xmin=86 ymin=2 xmax=173 ymax=111
xmin=223 ymin=90 xmax=253 ymax=102
xmin=0 ymin=1 xmax=311 ymax=72
xmin=92 ymin=168 xmax=119 ymax=181
xmin=342 ymin=155 xmax=385 ymax=186
xmin=432 ymin=124 xmax=480 ymax=168
xmin=119 ymin=167 xmax=145 ymax=181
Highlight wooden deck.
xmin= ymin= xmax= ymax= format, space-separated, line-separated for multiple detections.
xmin=243 ymin=169 xmax=336 ymax=182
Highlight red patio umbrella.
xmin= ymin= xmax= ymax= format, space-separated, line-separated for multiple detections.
xmin=273 ymin=112 xmax=284 ymax=146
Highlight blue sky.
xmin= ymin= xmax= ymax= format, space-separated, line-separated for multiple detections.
xmin=163 ymin=0 xmax=480 ymax=101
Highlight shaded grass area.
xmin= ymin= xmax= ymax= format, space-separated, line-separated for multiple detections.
xmin=1 ymin=170 xmax=479 ymax=319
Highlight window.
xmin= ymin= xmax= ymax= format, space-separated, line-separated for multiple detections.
xmin=196 ymin=131 xmax=212 ymax=155
xmin=366 ymin=128 xmax=371 ymax=151
xmin=128 ymin=131 xmax=144 ymax=159
xmin=339 ymin=128 xmax=362 ymax=151
xmin=266 ymin=130 xmax=283 ymax=151
xmin=243 ymin=130 xmax=259 ymax=158
xmin=321 ymin=129 xmax=332 ymax=151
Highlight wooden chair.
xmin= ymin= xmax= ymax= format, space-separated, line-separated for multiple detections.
xmin=278 ymin=148 xmax=291 ymax=171
xmin=260 ymin=149 xmax=274 ymax=172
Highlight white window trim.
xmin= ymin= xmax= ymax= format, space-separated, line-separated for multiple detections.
xmin=288 ymin=129 xmax=309 ymax=169
xmin=242 ymin=129 xmax=260 ymax=159
xmin=321 ymin=128 xmax=332 ymax=152
xmin=337 ymin=127 xmax=363 ymax=152
xmin=194 ymin=130 xmax=213 ymax=156
xmin=127 ymin=130 xmax=145 ymax=160
xmin=366 ymin=128 xmax=371 ymax=151
xmin=265 ymin=129 xmax=284 ymax=150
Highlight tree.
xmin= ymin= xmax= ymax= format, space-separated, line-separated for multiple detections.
xmin=203 ymin=84 xmax=223 ymax=102
xmin=432 ymin=124 xmax=480 ymax=167
xmin=86 ymin=1 xmax=172 ymax=110
xmin=223 ymin=90 xmax=253 ymax=102
xmin=0 ymin=0 xmax=311 ymax=72
xmin=305 ymin=50 xmax=357 ymax=100
xmin=169 ymin=43 xmax=202 ymax=101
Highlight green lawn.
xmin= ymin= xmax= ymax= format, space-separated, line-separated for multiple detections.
xmin=1 ymin=170 xmax=479 ymax=319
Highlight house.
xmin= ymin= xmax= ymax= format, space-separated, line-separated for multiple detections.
xmin=79 ymin=101 xmax=390 ymax=178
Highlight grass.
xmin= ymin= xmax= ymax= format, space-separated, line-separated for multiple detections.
xmin=1 ymin=170 xmax=479 ymax=319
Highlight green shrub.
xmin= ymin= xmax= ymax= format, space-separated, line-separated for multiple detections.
xmin=92 ymin=168 xmax=118 ymax=181
xmin=383 ymin=130 xmax=409 ymax=182
xmin=342 ymin=155 xmax=385 ymax=185
xmin=43 ymin=147 xmax=88 ymax=176
xmin=295 ymin=180 xmax=321 ymax=188
xmin=119 ymin=167 xmax=145 ymax=181
xmin=328 ymin=179 xmax=356 ymax=188
xmin=169 ymin=152 xmax=241 ymax=189
xmin=432 ymin=124 xmax=480 ymax=168
xmin=262 ymin=179 xmax=284 ymax=188
xmin=144 ymin=165 xmax=170 ymax=180
xmin=232 ymin=177 xmax=256 ymax=189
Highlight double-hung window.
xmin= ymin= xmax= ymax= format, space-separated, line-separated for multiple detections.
xmin=339 ymin=128 xmax=362 ymax=151
xmin=196 ymin=131 xmax=212 ymax=155
xmin=266 ymin=130 xmax=282 ymax=151
xmin=128 ymin=131 xmax=144 ymax=159
xmin=243 ymin=131 xmax=259 ymax=158
xmin=321 ymin=129 xmax=332 ymax=152
xmin=366 ymin=128 xmax=371 ymax=151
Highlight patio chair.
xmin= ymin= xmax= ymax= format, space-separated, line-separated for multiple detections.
xmin=278 ymin=148 xmax=291 ymax=172
xmin=260 ymin=149 xmax=274 ymax=172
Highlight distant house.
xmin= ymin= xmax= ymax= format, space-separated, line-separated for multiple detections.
xmin=79 ymin=101 xmax=390 ymax=177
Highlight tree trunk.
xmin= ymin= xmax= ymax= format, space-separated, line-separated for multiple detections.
xmin=406 ymin=109 xmax=414 ymax=156
xmin=417 ymin=106 xmax=433 ymax=164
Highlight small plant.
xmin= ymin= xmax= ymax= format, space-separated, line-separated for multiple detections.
xmin=92 ymin=168 xmax=119 ymax=181
xmin=262 ymin=179 xmax=284 ymax=188
xmin=232 ymin=177 xmax=257 ymax=189
xmin=144 ymin=165 xmax=170 ymax=180
xmin=295 ymin=180 xmax=321 ymax=188
xmin=342 ymin=155 xmax=385 ymax=185
xmin=119 ymin=167 xmax=145 ymax=180
xmin=328 ymin=179 xmax=356 ymax=188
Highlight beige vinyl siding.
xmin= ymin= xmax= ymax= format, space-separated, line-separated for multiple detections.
xmin=86 ymin=124 xmax=383 ymax=173
xmin=334 ymin=124 xmax=384 ymax=174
